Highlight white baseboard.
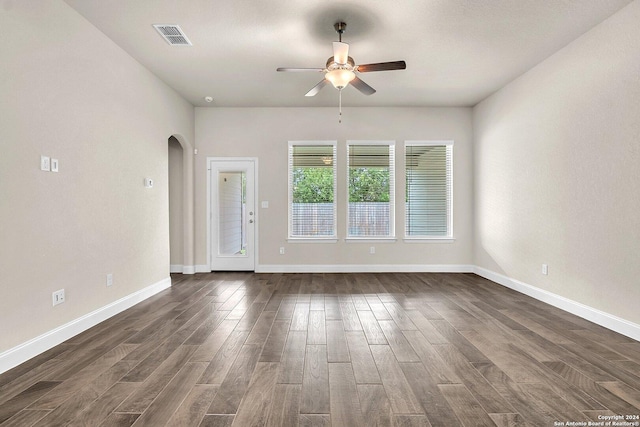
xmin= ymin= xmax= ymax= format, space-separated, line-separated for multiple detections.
xmin=170 ymin=265 xmax=202 ymax=275
xmin=196 ymin=264 xmax=210 ymax=273
xmin=473 ymin=266 xmax=640 ymax=342
xmin=0 ymin=277 xmax=172 ymax=375
xmin=256 ymin=264 xmax=475 ymax=273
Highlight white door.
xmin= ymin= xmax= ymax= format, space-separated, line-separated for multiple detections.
xmin=209 ymin=159 xmax=256 ymax=271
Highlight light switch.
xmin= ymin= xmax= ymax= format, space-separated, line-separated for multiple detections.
xmin=51 ymin=159 xmax=59 ymax=172
xmin=144 ymin=178 xmax=154 ymax=188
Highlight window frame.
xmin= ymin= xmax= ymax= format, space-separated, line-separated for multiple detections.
xmin=345 ymin=140 xmax=396 ymax=241
xmin=287 ymin=141 xmax=338 ymax=242
xmin=404 ymin=140 xmax=454 ymax=241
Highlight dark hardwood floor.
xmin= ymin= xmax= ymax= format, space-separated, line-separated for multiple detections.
xmin=1 ymin=272 xmax=639 ymax=426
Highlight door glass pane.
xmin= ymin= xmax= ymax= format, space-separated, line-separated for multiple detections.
xmin=218 ymin=171 xmax=246 ymax=256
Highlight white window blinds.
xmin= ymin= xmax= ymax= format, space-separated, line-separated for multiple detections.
xmin=405 ymin=142 xmax=453 ymax=237
xmin=347 ymin=143 xmax=395 ymax=237
xmin=288 ymin=143 xmax=337 ymax=238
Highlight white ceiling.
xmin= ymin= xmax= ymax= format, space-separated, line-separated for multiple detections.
xmin=63 ymin=0 xmax=632 ymax=108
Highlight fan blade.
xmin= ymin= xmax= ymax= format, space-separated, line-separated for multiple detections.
xmin=305 ymin=79 xmax=329 ymax=97
xmin=350 ymin=76 xmax=376 ymax=96
xmin=277 ymin=68 xmax=324 ymax=72
xmin=356 ymin=60 xmax=406 ymax=73
xmin=333 ymin=42 xmax=349 ymax=65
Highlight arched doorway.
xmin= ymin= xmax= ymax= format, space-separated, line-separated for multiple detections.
xmin=168 ymin=134 xmax=195 ymax=274
xmin=168 ymin=136 xmax=184 ymax=272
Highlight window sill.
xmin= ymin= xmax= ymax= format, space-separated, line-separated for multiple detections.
xmin=344 ymin=237 xmax=397 ymax=243
xmin=403 ymin=237 xmax=455 ymax=243
xmin=287 ymin=238 xmax=338 ymax=244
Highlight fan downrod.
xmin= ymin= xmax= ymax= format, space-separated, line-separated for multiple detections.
xmin=334 ymin=22 xmax=346 ymax=42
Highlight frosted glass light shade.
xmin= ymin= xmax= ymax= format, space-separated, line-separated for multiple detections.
xmin=326 ymin=69 xmax=355 ymax=89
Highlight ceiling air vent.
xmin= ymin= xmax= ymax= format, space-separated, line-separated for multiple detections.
xmin=153 ymin=24 xmax=192 ymax=46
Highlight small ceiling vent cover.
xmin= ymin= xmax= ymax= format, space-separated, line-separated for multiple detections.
xmin=153 ymin=24 xmax=192 ymax=46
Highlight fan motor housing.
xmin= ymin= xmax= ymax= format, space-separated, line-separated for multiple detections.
xmin=326 ymin=56 xmax=355 ymax=70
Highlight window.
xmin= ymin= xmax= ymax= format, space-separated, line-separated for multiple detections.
xmin=405 ymin=141 xmax=453 ymax=238
xmin=347 ymin=142 xmax=395 ymax=238
xmin=288 ymin=142 xmax=337 ymax=239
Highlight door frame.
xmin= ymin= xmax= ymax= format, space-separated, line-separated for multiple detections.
xmin=206 ymin=157 xmax=259 ymax=271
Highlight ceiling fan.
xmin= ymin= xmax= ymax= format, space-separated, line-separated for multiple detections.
xmin=277 ymin=22 xmax=406 ymax=121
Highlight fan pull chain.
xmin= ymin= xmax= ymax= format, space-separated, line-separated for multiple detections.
xmin=339 ymin=89 xmax=342 ymax=124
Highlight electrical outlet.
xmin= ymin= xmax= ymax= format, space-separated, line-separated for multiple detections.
xmin=542 ymin=264 xmax=548 ymax=275
xmin=370 ymin=246 xmax=376 ymax=254
xmin=279 ymin=247 xmax=285 ymax=255
xmin=52 ymin=289 xmax=65 ymax=306
xmin=106 ymin=273 xmax=113 ymax=287
xmin=40 ymin=156 xmax=50 ymax=171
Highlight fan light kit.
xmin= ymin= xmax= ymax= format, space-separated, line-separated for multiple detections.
xmin=278 ymin=22 xmax=406 ymax=123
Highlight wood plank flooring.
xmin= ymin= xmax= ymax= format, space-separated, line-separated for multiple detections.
xmin=1 ymin=272 xmax=639 ymax=426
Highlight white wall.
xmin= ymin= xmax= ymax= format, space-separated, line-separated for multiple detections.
xmin=195 ymin=107 xmax=473 ymax=270
xmin=473 ymin=0 xmax=640 ymax=325
xmin=0 ymin=1 xmax=194 ymax=354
